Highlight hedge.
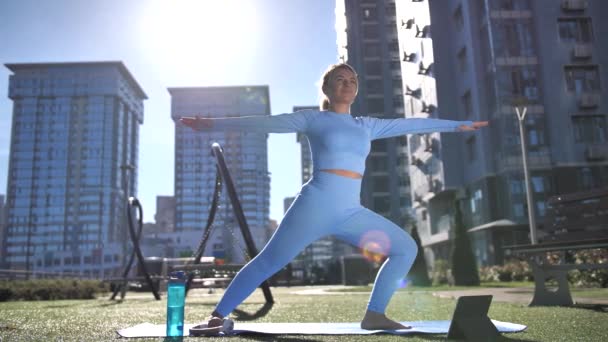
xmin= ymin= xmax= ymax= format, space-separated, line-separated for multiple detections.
xmin=0 ymin=279 xmax=108 ymax=301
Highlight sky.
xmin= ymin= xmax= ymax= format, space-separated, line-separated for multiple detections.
xmin=0 ymin=0 xmax=338 ymax=222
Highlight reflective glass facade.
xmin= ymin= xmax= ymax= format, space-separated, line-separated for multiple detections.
xmin=3 ymin=62 xmax=146 ymax=277
xmin=169 ymin=86 xmax=270 ymax=264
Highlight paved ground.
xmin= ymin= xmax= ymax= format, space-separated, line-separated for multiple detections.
xmin=432 ymin=286 xmax=608 ymax=305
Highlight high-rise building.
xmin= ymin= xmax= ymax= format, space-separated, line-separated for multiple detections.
xmin=0 ymin=195 xmax=6 ymax=268
xmin=3 ymin=62 xmax=146 ymax=277
xmin=293 ymin=106 xmax=317 ymax=184
xmin=154 ymin=195 xmax=175 ymax=233
xmin=169 ymin=86 xmax=271 ymax=264
xmin=336 ymin=0 xmax=412 ymax=227
xmin=400 ymin=0 xmax=608 ymax=266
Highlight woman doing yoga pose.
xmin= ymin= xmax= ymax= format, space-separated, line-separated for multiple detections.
xmin=180 ymin=63 xmax=487 ymax=335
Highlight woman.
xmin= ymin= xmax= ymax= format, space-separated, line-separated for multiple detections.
xmin=181 ymin=63 xmax=487 ymax=335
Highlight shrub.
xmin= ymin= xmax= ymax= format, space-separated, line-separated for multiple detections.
xmin=450 ymin=200 xmax=480 ymax=286
xmin=566 ymin=249 xmax=608 ymax=288
xmin=408 ymin=224 xmax=431 ymax=286
xmin=432 ymin=259 xmax=450 ymax=286
xmin=0 ymin=279 xmax=108 ymax=302
xmin=483 ymin=248 xmax=607 ymax=288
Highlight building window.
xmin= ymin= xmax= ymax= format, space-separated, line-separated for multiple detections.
xmin=510 ymin=179 xmax=523 ymax=195
xmin=466 ymin=136 xmax=476 ymax=162
xmin=494 ymin=20 xmax=535 ymax=57
xmin=461 ymin=90 xmax=472 ymax=117
xmin=513 ymin=202 xmax=525 ymax=217
xmin=493 ymin=0 xmax=530 ymax=10
xmin=374 ymin=177 xmax=390 ymax=193
xmin=536 ymin=201 xmax=546 ymax=217
xmin=453 ymin=5 xmax=464 ymax=31
xmin=457 ymin=47 xmax=467 ymax=73
xmin=362 ymin=7 xmax=378 ymax=21
xmin=363 ymin=24 xmax=379 ymax=39
xmin=366 ymin=79 xmax=383 ymax=94
xmin=386 ymin=2 xmax=396 ymax=16
xmin=370 ymin=155 xmax=387 ymax=171
xmin=392 ymin=78 xmax=402 ymax=91
xmin=564 ymin=66 xmax=601 ymax=94
xmin=368 ymin=98 xmax=385 ymax=113
xmin=388 ymin=40 xmax=399 ymax=53
xmin=393 ymin=95 xmax=404 ymax=107
xmin=470 ymin=189 xmax=482 ymax=213
xmin=389 ymin=60 xmax=400 ymax=71
xmin=531 ymin=176 xmax=545 ymax=193
xmin=364 ymin=43 xmax=381 ymax=58
xmin=572 ymin=115 xmax=607 ymax=143
xmin=497 ymin=66 xmax=539 ymax=103
xmin=527 ymin=127 xmax=544 ymax=147
xmin=558 ymin=18 xmax=593 ymax=43
xmin=373 ymin=195 xmax=391 ymax=213
xmin=365 ymin=61 xmax=382 ymax=75
xmin=580 ymin=167 xmax=594 ymax=190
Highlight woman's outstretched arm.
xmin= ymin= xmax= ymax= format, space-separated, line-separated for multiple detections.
xmin=180 ymin=110 xmax=313 ymax=134
xmin=363 ymin=117 xmax=487 ymax=140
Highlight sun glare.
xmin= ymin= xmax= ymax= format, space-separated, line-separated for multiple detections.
xmin=139 ymin=0 xmax=258 ymax=78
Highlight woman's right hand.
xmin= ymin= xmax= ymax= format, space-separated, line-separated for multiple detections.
xmin=180 ymin=116 xmax=213 ymax=131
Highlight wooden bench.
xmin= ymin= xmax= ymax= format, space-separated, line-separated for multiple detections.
xmin=505 ymin=187 xmax=608 ymax=306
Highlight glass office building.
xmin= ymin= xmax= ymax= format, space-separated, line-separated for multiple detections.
xmin=3 ymin=62 xmax=146 ymax=277
xmin=169 ymin=86 xmax=271 ymax=264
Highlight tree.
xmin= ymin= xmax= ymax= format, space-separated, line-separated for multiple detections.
xmin=408 ymin=223 xmax=431 ymax=286
xmin=450 ymin=199 xmax=480 ymax=286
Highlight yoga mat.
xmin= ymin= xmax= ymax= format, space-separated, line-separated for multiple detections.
xmin=117 ymin=320 xmax=527 ymax=337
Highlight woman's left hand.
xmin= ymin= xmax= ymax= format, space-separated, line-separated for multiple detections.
xmin=458 ymin=121 xmax=488 ymax=131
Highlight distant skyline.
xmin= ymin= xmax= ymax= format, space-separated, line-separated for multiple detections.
xmin=0 ymin=0 xmax=338 ymax=222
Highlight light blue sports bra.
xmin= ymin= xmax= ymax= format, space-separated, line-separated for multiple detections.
xmin=201 ymin=109 xmax=472 ymax=174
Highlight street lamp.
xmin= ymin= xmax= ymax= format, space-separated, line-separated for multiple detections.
xmin=514 ymin=106 xmax=538 ymax=245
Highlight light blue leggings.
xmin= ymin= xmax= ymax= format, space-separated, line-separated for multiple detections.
xmin=215 ymin=172 xmax=418 ymax=316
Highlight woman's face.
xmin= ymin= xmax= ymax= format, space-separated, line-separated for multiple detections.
xmin=325 ymin=67 xmax=358 ymax=106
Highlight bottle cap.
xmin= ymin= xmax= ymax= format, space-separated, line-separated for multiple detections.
xmin=169 ymin=271 xmax=186 ymax=280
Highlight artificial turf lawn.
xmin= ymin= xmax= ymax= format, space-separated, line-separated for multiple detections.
xmin=1 ymin=285 xmax=606 ymax=341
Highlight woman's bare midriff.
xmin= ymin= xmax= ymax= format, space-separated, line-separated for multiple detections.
xmin=320 ymin=169 xmax=363 ymax=179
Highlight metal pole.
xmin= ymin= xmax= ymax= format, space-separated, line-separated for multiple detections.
xmin=515 ymin=107 xmax=538 ymax=245
xmin=119 ymin=164 xmax=133 ymax=298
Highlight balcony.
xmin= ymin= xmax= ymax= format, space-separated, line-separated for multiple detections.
xmin=585 ymin=144 xmax=608 ymax=161
xmin=561 ymin=0 xmax=588 ymax=11
xmin=572 ymin=44 xmax=592 ymax=59
xmin=578 ymin=93 xmax=600 ymax=109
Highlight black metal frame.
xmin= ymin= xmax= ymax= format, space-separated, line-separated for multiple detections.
xmin=110 ymin=197 xmax=161 ymax=300
xmin=110 ymin=142 xmax=273 ymax=305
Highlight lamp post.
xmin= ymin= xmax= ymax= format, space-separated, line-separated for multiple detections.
xmin=515 ymin=107 xmax=538 ymax=245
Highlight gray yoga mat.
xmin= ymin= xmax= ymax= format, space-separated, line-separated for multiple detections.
xmin=117 ymin=320 xmax=527 ymax=337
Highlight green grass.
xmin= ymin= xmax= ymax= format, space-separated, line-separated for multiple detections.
xmin=1 ymin=286 xmax=607 ymax=341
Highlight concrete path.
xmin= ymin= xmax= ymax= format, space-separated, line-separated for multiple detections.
xmin=290 ymin=285 xmax=608 ymax=305
xmin=432 ymin=287 xmax=608 ymax=305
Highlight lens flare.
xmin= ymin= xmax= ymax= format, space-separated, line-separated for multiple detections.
xmin=397 ymin=278 xmax=409 ymax=289
xmin=359 ymin=230 xmax=391 ymax=263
